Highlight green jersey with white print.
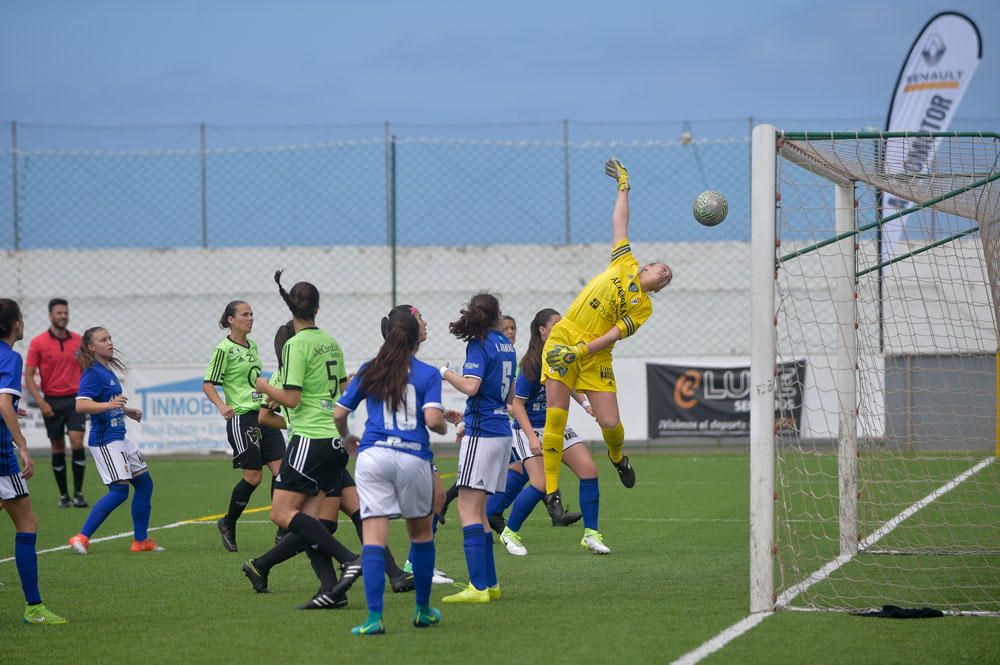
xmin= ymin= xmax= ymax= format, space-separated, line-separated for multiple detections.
xmin=204 ymin=337 xmax=263 ymax=415
xmin=281 ymin=327 xmax=344 ymax=439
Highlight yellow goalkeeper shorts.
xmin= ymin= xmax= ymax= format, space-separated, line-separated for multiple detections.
xmin=541 ymin=318 xmax=617 ymax=394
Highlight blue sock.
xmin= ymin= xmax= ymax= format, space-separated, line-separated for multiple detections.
xmin=487 ymin=468 xmax=528 ymax=516
xmin=81 ymin=483 xmax=130 ymax=537
xmin=507 ymin=485 xmax=544 ymax=532
xmin=14 ymin=533 xmax=41 ymax=604
xmin=410 ymin=539 xmax=435 ymax=608
xmin=130 ymin=473 xmax=154 ymax=541
xmin=361 ymin=545 xmax=386 ymax=613
xmin=483 ymin=531 xmax=497 ymax=588
xmin=579 ymin=477 xmax=600 ymax=531
xmin=462 ymin=524 xmax=486 ymax=590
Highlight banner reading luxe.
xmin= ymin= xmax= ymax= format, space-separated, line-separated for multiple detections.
xmin=647 ymin=361 xmax=806 ymax=438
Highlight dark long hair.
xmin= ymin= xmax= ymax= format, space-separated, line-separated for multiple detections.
xmin=360 ymin=308 xmax=420 ymax=412
xmin=79 ymin=326 xmax=127 ymax=372
xmin=519 ymin=308 xmax=559 ymax=382
xmin=449 ymin=292 xmax=500 ymax=342
xmin=274 ymin=320 xmax=296 ymax=370
xmin=274 ymin=270 xmax=319 ymax=321
xmin=218 ymin=300 xmax=248 ymax=329
xmin=0 ymin=299 xmax=21 ymax=338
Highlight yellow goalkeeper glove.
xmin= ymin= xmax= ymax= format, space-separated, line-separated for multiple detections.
xmin=605 ymin=158 xmax=630 ymax=191
xmin=546 ymin=342 xmax=588 ymax=376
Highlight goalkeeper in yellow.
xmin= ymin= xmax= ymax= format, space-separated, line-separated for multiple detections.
xmin=540 ymin=159 xmax=672 ymax=523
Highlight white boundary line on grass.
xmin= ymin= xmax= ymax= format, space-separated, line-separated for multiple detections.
xmin=0 ymin=519 xmax=194 ymax=564
xmin=669 ymin=456 xmax=995 ymax=665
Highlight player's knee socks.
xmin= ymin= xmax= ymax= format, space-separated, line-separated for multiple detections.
xmin=320 ymin=518 xmax=358 ymax=565
xmin=579 ymin=477 xmax=600 ymax=531
xmin=489 ymin=468 xmax=527 ymax=516
xmin=361 ymin=545 xmax=386 ymax=613
xmin=52 ymin=452 xmax=68 ymax=496
xmin=254 ymin=532 xmax=304 ymax=572
xmin=483 ymin=530 xmax=497 ymax=588
xmin=462 ymin=524 xmax=486 ymax=591
xmin=542 ymin=407 xmax=569 ymax=494
xmin=443 ymin=482 xmax=459 ymax=509
xmin=288 ymin=512 xmax=346 ymax=562
xmin=14 ymin=532 xmax=41 ymax=604
xmin=507 ymin=485 xmax=545 ymax=532
xmin=81 ymin=483 xmax=129 ymax=537
xmin=129 ymin=472 xmax=154 ymax=542
xmin=71 ymin=448 xmax=87 ymax=494
xmin=225 ymin=478 xmax=257 ymax=525
xmin=410 ymin=539 xmax=435 ymax=607
xmin=349 ymin=509 xmax=363 ymax=543
xmin=602 ymin=422 xmax=625 ymax=463
xmin=305 ymin=546 xmax=338 ymax=591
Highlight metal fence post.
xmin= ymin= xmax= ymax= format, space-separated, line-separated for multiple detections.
xmin=385 ymin=122 xmax=397 ymax=306
xmin=563 ymin=118 xmax=571 ymax=244
xmin=11 ymin=121 xmax=19 ymax=251
xmin=200 ymin=123 xmax=208 ymax=248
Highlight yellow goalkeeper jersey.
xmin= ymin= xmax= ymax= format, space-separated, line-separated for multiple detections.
xmin=564 ymin=237 xmax=652 ymax=341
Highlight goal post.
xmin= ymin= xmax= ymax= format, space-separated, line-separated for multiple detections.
xmin=749 ymin=124 xmax=1000 ymax=615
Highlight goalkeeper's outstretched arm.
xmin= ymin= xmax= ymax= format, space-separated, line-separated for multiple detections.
xmin=605 ymin=158 xmax=630 ymax=245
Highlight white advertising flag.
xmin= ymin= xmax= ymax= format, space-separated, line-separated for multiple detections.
xmin=882 ymin=12 xmax=982 ymax=257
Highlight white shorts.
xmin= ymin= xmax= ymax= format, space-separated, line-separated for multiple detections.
xmin=355 ymin=447 xmax=434 ymax=520
xmin=0 ymin=473 xmax=28 ymax=501
xmin=456 ymin=434 xmax=511 ymax=494
xmin=91 ymin=439 xmax=148 ymax=485
xmin=511 ymin=426 xmax=583 ymax=462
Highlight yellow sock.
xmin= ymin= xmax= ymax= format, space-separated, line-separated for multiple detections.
xmin=542 ymin=407 xmax=568 ymax=494
xmin=602 ymin=422 xmax=625 ymax=463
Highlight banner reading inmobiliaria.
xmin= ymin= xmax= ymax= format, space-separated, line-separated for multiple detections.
xmin=646 ymin=361 xmax=806 ymax=438
xmin=881 ymin=12 xmax=982 ymax=259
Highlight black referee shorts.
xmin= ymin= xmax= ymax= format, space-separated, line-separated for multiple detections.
xmin=43 ymin=394 xmax=86 ymax=441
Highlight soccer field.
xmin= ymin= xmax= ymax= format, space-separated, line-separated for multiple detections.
xmin=2 ymin=453 xmax=997 ymax=665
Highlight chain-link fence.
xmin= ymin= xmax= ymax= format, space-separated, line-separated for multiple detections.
xmin=1 ymin=118 xmax=996 ymax=371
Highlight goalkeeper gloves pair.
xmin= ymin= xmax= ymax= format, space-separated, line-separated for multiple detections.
xmin=545 ymin=341 xmax=588 ymax=376
xmin=605 ymin=158 xmax=630 ymax=191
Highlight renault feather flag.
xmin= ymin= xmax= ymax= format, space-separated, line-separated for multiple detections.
xmin=881 ymin=12 xmax=982 ymax=259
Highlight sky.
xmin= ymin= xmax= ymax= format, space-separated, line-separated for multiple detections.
xmin=1 ymin=0 xmax=998 ymax=136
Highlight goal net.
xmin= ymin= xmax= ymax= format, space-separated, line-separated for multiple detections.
xmin=749 ymin=125 xmax=1000 ymax=615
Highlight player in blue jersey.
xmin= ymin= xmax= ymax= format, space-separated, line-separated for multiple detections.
xmin=0 ymin=299 xmax=67 ymax=624
xmin=501 ymin=308 xmax=610 ymax=556
xmin=439 ymin=293 xmax=516 ymax=604
xmin=336 ymin=306 xmax=447 ymax=636
xmin=68 ymin=327 xmax=161 ymax=554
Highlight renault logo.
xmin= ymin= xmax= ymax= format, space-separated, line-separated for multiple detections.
xmin=921 ymin=33 xmax=946 ymax=66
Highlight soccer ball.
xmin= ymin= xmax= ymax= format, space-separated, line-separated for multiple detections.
xmin=692 ymin=190 xmax=728 ymax=226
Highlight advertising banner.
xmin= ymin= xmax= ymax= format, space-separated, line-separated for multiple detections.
xmin=647 ymin=361 xmax=806 ymax=438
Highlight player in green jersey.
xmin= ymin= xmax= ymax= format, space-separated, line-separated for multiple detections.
xmin=203 ymin=301 xmax=287 ymax=553
xmin=250 ymin=272 xmax=358 ymax=610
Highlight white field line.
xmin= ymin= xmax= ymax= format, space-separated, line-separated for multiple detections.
xmin=668 ymin=456 xmax=995 ymax=665
xmin=0 ymin=518 xmax=196 ymax=564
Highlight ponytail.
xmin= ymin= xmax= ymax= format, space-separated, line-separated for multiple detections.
xmin=275 ymin=270 xmax=320 ymax=321
xmin=449 ymin=292 xmax=501 ymax=342
xmin=520 ymin=308 xmax=559 ymax=381
xmin=361 ymin=308 xmax=420 ymax=412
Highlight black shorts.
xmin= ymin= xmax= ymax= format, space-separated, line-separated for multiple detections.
xmin=226 ymin=411 xmax=286 ymax=470
xmin=325 ymin=468 xmax=356 ymax=498
xmin=42 ymin=394 xmax=86 ymax=441
xmin=275 ymin=435 xmax=348 ymax=496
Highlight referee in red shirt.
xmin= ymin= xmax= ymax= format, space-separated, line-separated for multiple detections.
xmin=24 ymin=299 xmax=88 ymax=508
